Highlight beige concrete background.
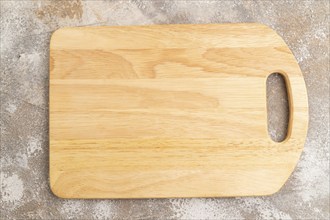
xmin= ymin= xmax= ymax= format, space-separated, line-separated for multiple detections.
xmin=1 ymin=0 xmax=329 ymax=219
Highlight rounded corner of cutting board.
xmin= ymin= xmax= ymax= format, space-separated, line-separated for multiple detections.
xmin=50 ymin=27 xmax=79 ymax=48
xmin=49 ymin=176 xmax=67 ymax=199
xmin=50 ymin=27 xmax=68 ymax=43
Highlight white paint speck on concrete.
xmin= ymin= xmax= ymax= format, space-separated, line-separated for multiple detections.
xmin=60 ymin=200 xmax=84 ymax=219
xmin=92 ymin=201 xmax=116 ymax=219
xmin=27 ymin=136 xmax=42 ymax=157
xmin=1 ymin=173 xmax=24 ymax=205
xmin=292 ymin=141 xmax=330 ymax=203
xmin=170 ymin=198 xmax=243 ymax=219
xmin=5 ymin=102 xmax=17 ymax=114
xmin=239 ymin=197 xmax=292 ymax=220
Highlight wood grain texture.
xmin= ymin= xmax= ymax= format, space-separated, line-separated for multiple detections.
xmin=49 ymin=23 xmax=308 ymax=198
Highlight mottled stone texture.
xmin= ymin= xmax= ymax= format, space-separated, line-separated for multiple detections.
xmin=1 ymin=0 xmax=329 ymax=219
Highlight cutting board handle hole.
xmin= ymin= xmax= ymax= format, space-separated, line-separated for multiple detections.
xmin=266 ymin=73 xmax=289 ymax=142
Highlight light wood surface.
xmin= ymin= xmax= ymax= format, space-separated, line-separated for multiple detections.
xmin=49 ymin=23 xmax=308 ymax=198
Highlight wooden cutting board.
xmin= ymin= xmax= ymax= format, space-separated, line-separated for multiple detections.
xmin=49 ymin=23 xmax=308 ymax=198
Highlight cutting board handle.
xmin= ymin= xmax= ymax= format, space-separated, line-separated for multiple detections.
xmin=274 ymin=70 xmax=308 ymax=144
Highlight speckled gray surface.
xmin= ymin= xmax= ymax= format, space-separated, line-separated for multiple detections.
xmin=1 ymin=1 xmax=329 ymax=219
